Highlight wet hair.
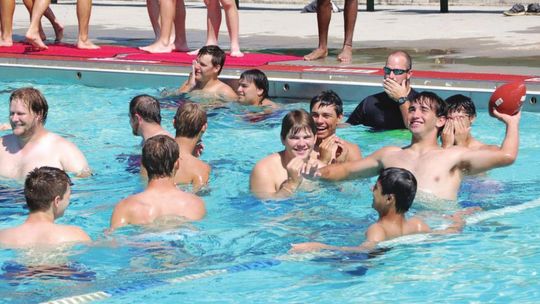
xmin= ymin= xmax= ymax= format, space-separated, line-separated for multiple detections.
xmin=198 ymin=45 xmax=226 ymax=74
xmin=239 ymin=69 xmax=269 ymax=101
xmin=24 ymin=167 xmax=72 ymax=212
xmin=411 ymin=92 xmax=447 ymax=136
xmin=142 ymin=135 xmax=179 ymax=180
xmin=309 ymin=90 xmax=343 ymax=116
xmin=280 ymin=109 xmax=317 ymax=141
xmin=377 ymin=167 xmax=417 ymax=214
xmin=387 ymin=50 xmax=413 ymax=70
xmin=445 ymin=94 xmax=477 ymax=118
xmin=10 ymin=87 xmax=49 ymax=124
xmin=173 ymin=102 xmax=207 ymax=138
xmin=412 ymin=91 xmax=447 ymax=118
xmin=129 ymin=94 xmax=161 ymax=124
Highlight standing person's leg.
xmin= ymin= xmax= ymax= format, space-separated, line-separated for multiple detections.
xmin=173 ymin=0 xmax=189 ymax=51
xmin=188 ymin=0 xmax=220 ymax=55
xmin=43 ymin=7 xmax=64 ymax=42
xmin=146 ymin=0 xmax=161 ymax=40
xmin=22 ymin=0 xmax=46 ymax=40
xmin=76 ymin=0 xmax=99 ymax=49
xmin=25 ymin=0 xmax=51 ymax=50
xmin=337 ymin=0 xmax=357 ymax=63
xmin=304 ymin=0 xmax=331 ymax=61
xmin=23 ymin=0 xmax=64 ymax=42
xmin=140 ymin=0 xmax=176 ymax=53
xmin=220 ymin=0 xmax=242 ymax=57
xmin=0 ymin=0 xmax=15 ymax=46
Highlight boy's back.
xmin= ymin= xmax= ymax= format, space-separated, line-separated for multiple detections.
xmin=111 ymin=186 xmax=205 ymax=228
xmin=365 ymin=217 xmax=430 ymax=245
xmin=0 ymin=221 xmax=90 ymax=248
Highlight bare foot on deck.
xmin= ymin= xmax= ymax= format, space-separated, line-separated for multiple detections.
xmin=25 ymin=31 xmax=48 ymax=50
xmin=304 ymin=47 xmax=328 ymax=61
xmin=0 ymin=38 xmax=14 ymax=47
xmin=77 ymin=39 xmax=100 ymax=49
xmin=173 ymin=42 xmax=189 ymax=52
xmin=230 ymin=48 xmax=244 ymax=57
xmin=337 ymin=44 xmax=353 ymax=63
xmin=139 ymin=41 xmax=174 ymax=53
xmin=187 ymin=48 xmax=200 ymax=56
xmin=52 ymin=21 xmax=64 ymax=43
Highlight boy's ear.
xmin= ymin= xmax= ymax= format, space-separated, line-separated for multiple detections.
xmin=52 ymin=195 xmax=61 ymax=210
xmin=386 ymin=193 xmax=395 ymax=205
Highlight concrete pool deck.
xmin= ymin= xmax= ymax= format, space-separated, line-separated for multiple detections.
xmin=1 ymin=1 xmax=539 ymax=109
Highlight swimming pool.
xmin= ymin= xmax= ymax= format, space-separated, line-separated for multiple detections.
xmin=1 ymin=75 xmax=540 ymax=303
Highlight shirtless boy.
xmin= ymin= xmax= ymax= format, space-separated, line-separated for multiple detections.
xmin=250 ymin=109 xmax=320 ymax=199
xmin=292 ymin=167 xmax=477 ymax=253
xmin=0 ymin=87 xmax=90 ymax=180
xmin=110 ymin=135 xmax=206 ymax=230
xmin=178 ymin=45 xmax=237 ymax=101
xmin=0 ymin=167 xmax=91 ymax=248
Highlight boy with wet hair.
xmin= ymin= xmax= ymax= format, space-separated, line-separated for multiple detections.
xmin=442 ymin=94 xmax=496 ymax=150
xmin=309 ymin=90 xmax=362 ymax=164
xmin=110 ymin=135 xmax=206 ymax=230
xmin=179 ymin=45 xmax=237 ymax=100
xmin=129 ymin=94 xmax=171 ymax=141
xmin=172 ymin=102 xmax=211 ymax=192
xmin=291 ymin=167 xmax=476 ymax=253
xmin=0 ymin=167 xmax=91 ymax=248
xmin=250 ymin=109 xmax=321 ymax=199
xmin=0 ymin=87 xmax=90 ymax=180
xmin=236 ymin=69 xmax=277 ymax=108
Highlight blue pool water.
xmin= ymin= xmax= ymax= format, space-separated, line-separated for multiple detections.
xmin=1 ymin=78 xmax=540 ymax=303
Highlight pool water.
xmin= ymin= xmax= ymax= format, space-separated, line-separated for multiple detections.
xmin=1 ymin=79 xmax=540 ymax=303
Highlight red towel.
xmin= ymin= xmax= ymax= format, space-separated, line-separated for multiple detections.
xmin=0 ymin=42 xmax=28 ymax=54
xmin=124 ymin=52 xmax=302 ymax=67
xmin=24 ymin=43 xmax=143 ymax=58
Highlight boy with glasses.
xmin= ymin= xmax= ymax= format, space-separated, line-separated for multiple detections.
xmin=347 ymin=50 xmax=417 ymax=130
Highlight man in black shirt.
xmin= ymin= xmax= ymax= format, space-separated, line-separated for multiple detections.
xmin=347 ymin=51 xmax=417 ymax=130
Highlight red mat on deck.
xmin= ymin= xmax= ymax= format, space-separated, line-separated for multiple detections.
xmin=0 ymin=42 xmax=28 ymax=54
xmin=124 ymin=52 xmax=303 ymax=67
xmin=0 ymin=42 xmax=143 ymax=58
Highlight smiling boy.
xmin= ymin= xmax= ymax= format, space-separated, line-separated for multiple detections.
xmin=310 ymin=90 xmax=362 ymax=164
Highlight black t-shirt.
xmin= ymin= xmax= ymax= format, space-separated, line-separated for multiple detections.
xmin=346 ymin=89 xmax=419 ymax=130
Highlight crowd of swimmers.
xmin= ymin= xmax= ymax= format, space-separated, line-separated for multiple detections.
xmin=0 ymin=49 xmax=521 ymax=257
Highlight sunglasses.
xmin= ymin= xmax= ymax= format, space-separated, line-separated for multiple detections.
xmin=383 ymin=66 xmax=410 ymax=75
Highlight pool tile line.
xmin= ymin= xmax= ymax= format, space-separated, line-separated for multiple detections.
xmin=41 ymin=251 xmax=340 ymax=304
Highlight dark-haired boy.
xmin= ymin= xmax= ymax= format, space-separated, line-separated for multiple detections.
xmin=310 ymin=90 xmax=362 ymax=164
xmin=0 ymin=167 xmax=91 ymax=248
xmin=110 ymin=135 xmax=206 ymax=230
xmin=236 ymin=69 xmax=277 ymax=108
xmin=129 ymin=94 xmax=172 ymax=142
xmin=178 ymin=45 xmax=237 ymax=100
xmin=441 ymin=94 xmax=496 ymax=150
xmin=291 ymin=167 xmax=476 ymax=253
